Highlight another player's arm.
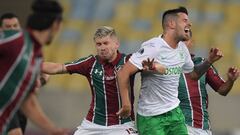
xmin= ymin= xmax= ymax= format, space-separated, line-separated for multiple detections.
xmin=42 ymin=62 xmax=67 ymax=75
xmin=216 ymin=67 xmax=240 ymax=96
xmin=20 ymin=93 xmax=69 ymax=135
xmin=116 ymin=61 xmax=138 ymax=118
xmin=189 ymin=48 xmax=223 ymax=80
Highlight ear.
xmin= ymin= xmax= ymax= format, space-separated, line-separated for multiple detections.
xmin=168 ymin=19 xmax=176 ymax=29
xmin=115 ymin=40 xmax=120 ymax=49
xmin=51 ymin=20 xmax=62 ymax=33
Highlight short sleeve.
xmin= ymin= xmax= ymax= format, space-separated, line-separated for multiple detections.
xmin=65 ymin=55 xmax=94 ymax=76
xmin=206 ymin=66 xmax=225 ymax=91
xmin=182 ymin=44 xmax=194 ymax=73
xmin=129 ymin=41 xmax=160 ymax=70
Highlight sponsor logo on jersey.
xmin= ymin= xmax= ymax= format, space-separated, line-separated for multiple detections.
xmin=138 ymin=48 xmax=144 ymax=54
xmin=164 ymin=66 xmax=182 ymax=75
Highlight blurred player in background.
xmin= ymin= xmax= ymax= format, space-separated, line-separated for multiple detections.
xmin=0 ymin=12 xmax=28 ymax=135
xmin=0 ymin=0 xmax=69 ymax=135
xmin=42 ymin=26 xmax=138 ymax=135
xmin=178 ymin=30 xmax=240 ymax=135
xmin=117 ymin=7 xmax=223 ymax=135
xmin=0 ymin=13 xmax=20 ymax=31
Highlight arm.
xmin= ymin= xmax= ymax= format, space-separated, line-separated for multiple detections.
xmin=42 ymin=62 xmax=67 ymax=75
xmin=116 ymin=61 xmax=139 ymax=118
xmin=189 ymin=48 xmax=223 ymax=80
xmin=217 ymin=67 xmax=240 ymax=96
xmin=20 ymin=93 xmax=69 ymax=135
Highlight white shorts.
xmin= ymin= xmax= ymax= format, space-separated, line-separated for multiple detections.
xmin=187 ymin=125 xmax=212 ymax=135
xmin=73 ymin=119 xmax=138 ymax=135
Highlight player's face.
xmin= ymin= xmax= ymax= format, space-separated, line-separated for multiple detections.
xmin=175 ymin=13 xmax=191 ymax=41
xmin=45 ymin=21 xmax=62 ymax=45
xmin=95 ymin=35 xmax=119 ymax=62
xmin=1 ymin=17 xmax=21 ymax=30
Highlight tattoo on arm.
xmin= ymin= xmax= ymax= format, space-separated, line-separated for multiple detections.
xmin=194 ymin=60 xmax=212 ymax=78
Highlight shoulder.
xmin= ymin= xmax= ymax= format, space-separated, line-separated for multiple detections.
xmin=142 ymin=36 xmax=162 ymax=48
xmin=66 ymin=55 xmax=95 ymax=66
xmin=0 ymin=30 xmax=23 ymax=45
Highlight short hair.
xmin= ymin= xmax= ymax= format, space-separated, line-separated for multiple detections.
xmin=0 ymin=13 xmax=18 ymax=26
xmin=26 ymin=0 xmax=63 ymax=30
xmin=93 ymin=26 xmax=117 ymax=41
xmin=162 ymin=6 xmax=188 ymax=29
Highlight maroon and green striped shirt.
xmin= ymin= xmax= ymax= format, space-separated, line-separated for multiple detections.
xmin=178 ymin=56 xmax=224 ymax=130
xmin=0 ymin=30 xmax=42 ymax=133
xmin=65 ymin=52 xmax=135 ymax=126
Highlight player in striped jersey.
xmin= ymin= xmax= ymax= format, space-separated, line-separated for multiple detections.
xmin=42 ymin=26 xmax=138 ymax=135
xmin=178 ymin=31 xmax=240 ymax=135
xmin=0 ymin=1 xmax=68 ymax=135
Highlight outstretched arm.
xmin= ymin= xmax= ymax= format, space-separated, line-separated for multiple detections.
xmin=217 ymin=67 xmax=240 ymax=96
xmin=189 ymin=48 xmax=223 ymax=80
xmin=116 ymin=61 xmax=138 ymax=118
xmin=20 ymin=93 xmax=69 ymax=135
xmin=42 ymin=62 xmax=68 ymax=75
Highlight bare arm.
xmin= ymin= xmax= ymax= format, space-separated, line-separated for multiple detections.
xmin=217 ymin=67 xmax=240 ymax=96
xmin=20 ymin=93 xmax=69 ymax=135
xmin=116 ymin=61 xmax=139 ymax=118
xmin=189 ymin=48 xmax=223 ymax=80
xmin=42 ymin=62 xmax=68 ymax=75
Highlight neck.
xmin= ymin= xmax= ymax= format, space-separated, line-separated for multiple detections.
xmin=108 ymin=51 xmax=118 ymax=63
xmin=162 ymin=31 xmax=178 ymax=49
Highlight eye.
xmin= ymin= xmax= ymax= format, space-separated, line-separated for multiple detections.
xmin=103 ymin=41 xmax=109 ymax=45
xmin=96 ymin=43 xmax=101 ymax=46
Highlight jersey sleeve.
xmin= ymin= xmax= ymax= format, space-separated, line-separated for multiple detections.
xmin=129 ymin=41 xmax=160 ymax=70
xmin=65 ymin=55 xmax=94 ymax=76
xmin=206 ymin=65 xmax=225 ymax=91
xmin=182 ymin=44 xmax=194 ymax=73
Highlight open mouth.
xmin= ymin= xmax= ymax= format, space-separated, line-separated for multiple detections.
xmin=184 ymin=28 xmax=190 ymax=33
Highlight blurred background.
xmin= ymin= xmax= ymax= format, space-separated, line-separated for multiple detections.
xmin=1 ymin=0 xmax=240 ymax=134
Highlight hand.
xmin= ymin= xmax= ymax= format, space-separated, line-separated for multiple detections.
xmin=207 ymin=48 xmax=223 ymax=64
xmin=142 ymin=58 xmax=155 ymax=71
xmin=40 ymin=73 xmax=50 ymax=86
xmin=227 ymin=67 xmax=240 ymax=82
xmin=116 ymin=104 xmax=131 ymax=119
xmin=142 ymin=58 xmax=166 ymax=74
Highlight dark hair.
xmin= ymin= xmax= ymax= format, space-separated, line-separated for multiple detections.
xmin=162 ymin=6 xmax=188 ymax=29
xmin=27 ymin=0 xmax=63 ymax=30
xmin=0 ymin=13 xmax=18 ymax=26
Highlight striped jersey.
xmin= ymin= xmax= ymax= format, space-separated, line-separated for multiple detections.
xmin=65 ymin=52 xmax=135 ymax=126
xmin=0 ymin=30 xmax=42 ymax=133
xmin=178 ymin=55 xmax=224 ymax=130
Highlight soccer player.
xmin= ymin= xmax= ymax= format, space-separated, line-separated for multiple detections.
xmin=0 ymin=1 xmax=68 ymax=135
xmin=0 ymin=12 xmax=52 ymax=135
xmin=178 ymin=30 xmax=240 ymax=135
xmin=117 ymin=7 xmax=223 ymax=135
xmin=0 ymin=12 xmax=28 ymax=135
xmin=42 ymin=26 xmax=138 ymax=135
xmin=0 ymin=13 xmax=20 ymax=31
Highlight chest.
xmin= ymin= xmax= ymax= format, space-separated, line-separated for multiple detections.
xmin=90 ymin=61 xmax=124 ymax=82
xmin=156 ymin=47 xmax=186 ymax=67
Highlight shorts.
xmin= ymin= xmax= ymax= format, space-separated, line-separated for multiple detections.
xmin=137 ymin=106 xmax=188 ymax=135
xmin=187 ymin=125 xmax=212 ymax=135
xmin=7 ymin=110 xmax=27 ymax=133
xmin=73 ymin=119 xmax=138 ymax=135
